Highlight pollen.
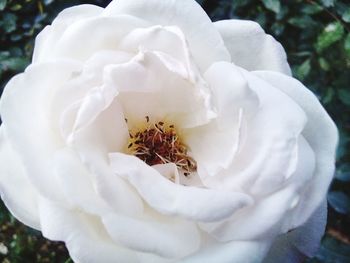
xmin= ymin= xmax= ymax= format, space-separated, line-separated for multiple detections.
xmin=126 ymin=117 xmax=197 ymax=175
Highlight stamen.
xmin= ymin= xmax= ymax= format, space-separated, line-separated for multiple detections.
xmin=127 ymin=118 xmax=197 ymax=174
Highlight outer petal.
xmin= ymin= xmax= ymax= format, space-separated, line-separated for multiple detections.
xmin=0 ymin=60 xmax=82 ymax=202
xmin=183 ymin=239 xmax=272 ymax=263
xmin=263 ymin=200 xmax=327 ymax=262
xmin=214 ymin=20 xmax=291 ymax=75
xmin=33 ymin=4 xmax=103 ymax=63
xmin=103 ymin=0 xmax=231 ymax=71
xmin=52 ymin=15 xmax=148 ymax=62
xmin=200 ymin=185 xmax=299 ymax=242
xmin=253 ymin=71 xmax=338 ymax=227
xmin=0 ymin=127 xmax=40 ymax=230
xmin=38 ymin=198 xmax=138 ymax=263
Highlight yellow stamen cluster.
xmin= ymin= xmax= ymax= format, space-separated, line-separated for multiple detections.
xmin=126 ymin=117 xmax=197 ymax=176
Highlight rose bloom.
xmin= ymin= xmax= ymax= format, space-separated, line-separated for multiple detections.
xmin=0 ymin=0 xmax=338 ymax=262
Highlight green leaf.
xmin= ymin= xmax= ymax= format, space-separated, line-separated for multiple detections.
xmin=262 ymin=0 xmax=281 ymax=13
xmin=344 ymin=33 xmax=350 ymax=56
xmin=271 ymin=22 xmax=284 ymax=36
xmin=301 ymin=3 xmax=323 ymax=15
xmin=328 ymin=191 xmax=350 ymax=214
xmin=288 ymin=16 xmax=315 ymax=29
xmin=322 ymin=88 xmax=334 ymax=104
xmin=10 ymin=4 xmax=22 ymax=11
xmin=294 ymin=58 xmax=311 ymax=80
xmin=338 ymin=89 xmax=350 ymax=106
xmin=335 ymin=164 xmax=350 ymax=182
xmin=0 ymin=57 xmax=29 ymax=72
xmin=0 ymin=0 xmax=6 ymax=11
xmin=2 ymin=12 xmax=17 ymax=33
xmin=342 ymin=8 xmax=350 ymax=23
xmin=316 ymin=22 xmax=344 ymax=52
xmin=320 ymin=0 xmax=335 ymax=8
xmin=319 ymin=57 xmax=330 ymax=71
xmin=316 ymin=235 xmax=350 ymax=262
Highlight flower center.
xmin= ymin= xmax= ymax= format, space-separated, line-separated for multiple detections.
xmin=126 ymin=117 xmax=197 ymax=175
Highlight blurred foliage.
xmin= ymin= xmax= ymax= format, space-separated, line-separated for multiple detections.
xmin=0 ymin=0 xmax=350 ymax=262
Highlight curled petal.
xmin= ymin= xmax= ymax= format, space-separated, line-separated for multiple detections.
xmin=109 ymin=153 xmax=253 ymax=222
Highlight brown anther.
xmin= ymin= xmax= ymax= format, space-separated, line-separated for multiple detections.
xmin=127 ymin=120 xmax=197 ymax=175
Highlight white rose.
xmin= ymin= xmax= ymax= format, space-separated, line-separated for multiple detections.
xmin=0 ymin=0 xmax=338 ymax=262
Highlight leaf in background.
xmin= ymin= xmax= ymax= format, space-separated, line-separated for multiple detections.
xmin=262 ymin=0 xmax=281 ymax=14
xmin=322 ymin=88 xmax=334 ymax=104
xmin=294 ymin=58 xmax=311 ymax=80
xmin=2 ymin=13 xmax=18 ymax=33
xmin=231 ymin=0 xmax=250 ymax=9
xmin=271 ymin=22 xmax=284 ymax=36
xmin=316 ymin=235 xmax=350 ymax=262
xmin=301 ymin=3 xmax=323 ymax=15
xmin=344 ymin=33 xmax=350 ymax=57
xmin=320 ymin=0 xmax=335 ymax=8
xmin=319 ymin=57 xmax=330 ymax=71
xmin=0 ymin=0 xmax=6 ymax=11
xmin=335 ymin=164 xmax=350 ymax=182
xmin=10 ymin=4 xmax=22 ymax=11
xmin=0 ymin=57 xmax=29 ymax=72
xmin=316 ymin=22 xmax=344 ymax=53
xmin=288 ymin=16 xmax=316 ymax=29
xmin=338 ymin=88 xmax=350 ymax=106
xmin=341 ymin=8 xmax=350 ymax=23
xmin=328 ymin=191 xmax=350 ymax=215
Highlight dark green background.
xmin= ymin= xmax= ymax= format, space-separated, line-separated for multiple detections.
xmin=0 ymin=0 xmax=349 ymax=262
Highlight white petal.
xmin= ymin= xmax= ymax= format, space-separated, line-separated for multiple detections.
xmin=201 ymin=69 xmax=307 ymax=195
xmin=53 ymin=148 xmax=111 ymax=215
xmin=214 ymin=20 xmax=291 ymax=75
xmin=109 ymin=153 xmax=253 ymax=222
xmin=119 ymin=25 xmax=195 ymax=81
xmin=0 ymin=127 xmax=40 ymax=230
xmin=105 ymin=50 xmax=215 ymax=128
xmin=55 ymin=50 xmax=133 ymax=139
xmin=152 ymin=163 xmax=180 ymax=184
xmin=253 ymin=70 xmax=338 ymax=227
xmin=185 ymin=62 xmax=258 ymax=178
xmin=102 ymin=213 xmax=200 ymax=258
xmin=0 ymin=60 xmax=82 ymax=202
xmin=104 ymin=0 xmax=230 ymax=71
xmin=183 ymin=239 xmax=272 ymax=263
xmin=33 ymin=4 xmax=103 ymax=63
xmin=291 ymin=199 xmax=327 ymax=257
xmin=53 ymin=15 xmax=148 ymax=62
xmin=200 ymin=186 xmax=298 ymax=242
xmin=67 ymin=100 xmax=143 ymax=216
xmin=38 ymin=198 xmax=138 ymax=263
